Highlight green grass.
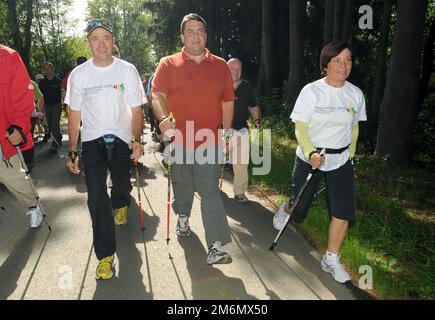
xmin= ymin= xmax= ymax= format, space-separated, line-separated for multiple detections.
xmin=249 ymin=117 xmax=435 ymax=300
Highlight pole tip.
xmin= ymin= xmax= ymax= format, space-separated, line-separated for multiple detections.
xmin=269 ymin=244 xmax=275 ymax=251
xmin=166 ymin=238 xmax=170 ymax=245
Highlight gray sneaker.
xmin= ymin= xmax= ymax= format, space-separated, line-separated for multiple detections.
xmin=26 ymin=205 xmax=43 ymax=228
xmin=206 ymin=241 xmax=232 ymax=265
xmin=176 ymin=215 xmax=191 ymax=236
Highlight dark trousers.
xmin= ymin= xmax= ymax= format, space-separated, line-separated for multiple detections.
xmin=44 ymin=103 xmax=62 ymax=147
xmin=82 ymin=137 xmax=132 ymax=260
xmin=289 ymin=156 xmax=355 ymax=223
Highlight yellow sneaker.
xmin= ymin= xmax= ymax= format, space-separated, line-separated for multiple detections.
xmin=115 ymin=206 xmax=128 ymax=225
xmin=95 ymin=255 xmax=114 ymax=280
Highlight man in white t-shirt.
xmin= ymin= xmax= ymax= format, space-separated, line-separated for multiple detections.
xmin=65 ymin=19 xmax=146 ymax=280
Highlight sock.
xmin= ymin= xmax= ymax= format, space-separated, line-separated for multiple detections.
xmin=325 ymin=250 xmax=339 ymax=260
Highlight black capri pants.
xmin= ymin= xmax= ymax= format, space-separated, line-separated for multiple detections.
xmin=289 ymin=156 xmax=356 ymax=223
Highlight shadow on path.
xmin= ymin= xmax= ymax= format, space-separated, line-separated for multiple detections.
xmin=178 ymin=232 xmax=256 ymax=300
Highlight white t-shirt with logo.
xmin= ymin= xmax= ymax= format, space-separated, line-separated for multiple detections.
xmin=65 ymin=57 xmax=146 ymax=144
xmin=290 ymin=77 xmax=367 ymax=171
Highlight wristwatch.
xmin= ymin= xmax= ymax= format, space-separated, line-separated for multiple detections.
xmin=131 ymin=136 xmax=143 ymax=144
xmin=159 ymin=115 xmax=168 ymax=123
xmin=68 ymin=151 xmax=78 ymax=162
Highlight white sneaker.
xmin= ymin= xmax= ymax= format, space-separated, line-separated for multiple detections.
xmin=26 ymin=205 xmax=43 ymax=228
xmin=321 ymin=252 xmax=351 ymax=283
xmin=273 ymin=202 xmax=289 ymax=231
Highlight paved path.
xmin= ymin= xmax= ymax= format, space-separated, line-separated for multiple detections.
xmin=0 ymin=126 xmax=360 ymax=300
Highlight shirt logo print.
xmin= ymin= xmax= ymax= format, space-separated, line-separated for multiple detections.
xmin=347 ymin=105 xmax=357 ymax=114
xmin=113 ymin=83 xmax=125 ymax=92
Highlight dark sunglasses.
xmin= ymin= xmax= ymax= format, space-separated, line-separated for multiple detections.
xmin=86 ymin=19 xmax=113 ymax=34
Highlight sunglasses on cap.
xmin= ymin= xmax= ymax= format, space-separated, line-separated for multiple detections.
xmin=86 ymin=19 xmax=114 ymax=35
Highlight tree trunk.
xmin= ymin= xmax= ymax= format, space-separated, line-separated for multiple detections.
xmin=207 ymin=1 xmax=216 ymax=55
xmin=6 ymin=0 xmax=23 ymax=55
xmin=206 ymin=2 xmax=218 ymax=55
xmin=47 ymin=1 xmax=59 ymax=67
xmin=365 ymin=0 xmax=392 ymax=151
xmin=418 ymin=15 xmax=435 ymax=108
xmin=277 ymin=0 xmax=289 ymax=84
xmin=287 ymin=0 xmax=307 ymax=114
xmin=341 ymin=0 xmax=354 ymax=42
xmin=333 ymin=0 xmax=344 ymax=41
xmin=375 ymin=0 xmax=428 ymax=164
xmin=257 ymin=0 xmax=278 ymax=96
xmin=122 ymin=0 xmax=127 ymax=56
xmin=34 ymin=0 xmax=49 ymax=61
xmin=6 ymin=0 xmax=33 ymax=70
xmin=323 ymin=0 xmax=335 ymax=45
xmin=219 ymin=5 xmax=228 ymax=58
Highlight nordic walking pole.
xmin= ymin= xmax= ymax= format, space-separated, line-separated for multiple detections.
xmin=314 ymin=186 xmax=326 ymax=199
xmin=7 ymin=129 xmax=52 ymax=231
xmin=166 ymin=112 xmax=174 ymax=245
xmin=269 ymin=148 xmax=325 ymax=251
xmin=134 ymin=159 xmax=145 ymax=231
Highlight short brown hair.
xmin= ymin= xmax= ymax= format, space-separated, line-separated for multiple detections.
xmin=180 ymin=13 xmax=207 ymax=34
xmin=320 ymin=42 xmax=352 ymax=74
xmin=43 ymin=62 xmax=54 ymax=69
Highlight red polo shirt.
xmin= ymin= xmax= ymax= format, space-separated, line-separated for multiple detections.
xmin=152 ymin=48 xmax=234 ymax=148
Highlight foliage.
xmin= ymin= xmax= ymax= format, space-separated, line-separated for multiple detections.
xmin=143 ymin=0 xmax=262 ymax=81
xmin=87 ymin=0 xmax=155 ymax=76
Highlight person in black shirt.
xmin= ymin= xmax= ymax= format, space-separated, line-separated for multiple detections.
xmin=39 ymin=62 xmax=62 ymax=153
xmin=227 ymin=58 xmax=261 ymax=203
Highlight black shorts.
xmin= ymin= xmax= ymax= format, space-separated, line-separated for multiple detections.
xmin=289 ymin=156 xmax=356 ymax=222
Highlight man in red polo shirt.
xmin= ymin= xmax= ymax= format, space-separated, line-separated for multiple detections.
xmin=152 ymin=13 xmax=235 ymax=265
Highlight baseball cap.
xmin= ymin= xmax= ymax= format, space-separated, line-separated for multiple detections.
xmin=86 ymin=19 xmax=114 ymax=36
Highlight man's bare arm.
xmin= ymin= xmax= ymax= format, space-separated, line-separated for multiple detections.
xmin=249 ymin=106 xmax=260 ymax=121
xmin=68 ymin=109 xmax=81 ymax=151
xmin=222 ymin=100 xmax=234 ymax=130
xmin=151 ymin=91 xmax=168 ymax=121
xmin=152 ymin=91 xmax=175 ymax=135
xmin=131 ymin=106 xmax=144 ymax=140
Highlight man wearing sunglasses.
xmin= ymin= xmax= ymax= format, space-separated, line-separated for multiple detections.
xmin=65 ymin=19 xmax=146 ymax=280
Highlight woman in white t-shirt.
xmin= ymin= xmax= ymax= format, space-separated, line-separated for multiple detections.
xmin=274 ymin=42 xmax=367 ymax=284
